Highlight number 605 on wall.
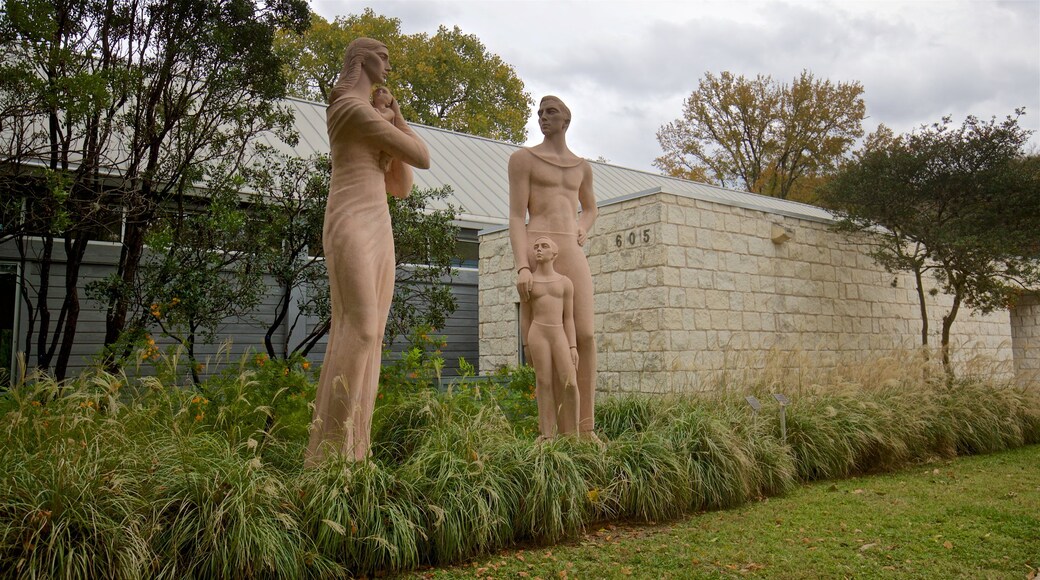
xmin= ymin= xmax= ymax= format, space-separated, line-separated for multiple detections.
xmin=615 ymin=228 xmax=652 ymax=248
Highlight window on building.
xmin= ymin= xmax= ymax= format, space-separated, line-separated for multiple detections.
xmin=453 ymin=229 xmax=479 ymax=269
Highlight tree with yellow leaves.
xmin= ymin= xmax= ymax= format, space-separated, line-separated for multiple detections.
xmin=655 ymin=70 xmax=865 ymax=203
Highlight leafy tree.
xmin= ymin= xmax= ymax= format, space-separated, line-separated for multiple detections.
xmin=386 ymin=185 xmax=460 ymax=348
xmin=132 ymin=181 xmax=266 ymax=385
xmin=824 ymin=111 xmax=1040 ymax=376
xmin=249 ymin=153 xmax=330 ymax=360
xmin=656 ymin=70 xmax=865 ymax=203
xmin=0 ymin=0 xmax=309 ymax=379
xmin=396 ymin=25 xmax=531 ymax=142
xmin=276 ymin=9 xmax=403 ymax=102
xmin=276 ymin=9 xmax=533 ymax=143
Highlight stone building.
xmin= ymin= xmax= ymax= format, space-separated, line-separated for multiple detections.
xmin=480 ymin=185 xmax=1040 ymax=392
xmin=3 ymin=96 xmax=1037 ymax=385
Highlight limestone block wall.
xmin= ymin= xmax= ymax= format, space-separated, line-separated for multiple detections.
xmin=480 ymin=190 xmax=1019 ymax=394
xmin=1011 ymin=294 xmax=1040 ymax=385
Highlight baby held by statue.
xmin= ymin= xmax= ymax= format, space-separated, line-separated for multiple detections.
xmin=525 ymin=236 xmax=580 ymax=439
xmin=372 ymin=87 xmax=396 ymax=173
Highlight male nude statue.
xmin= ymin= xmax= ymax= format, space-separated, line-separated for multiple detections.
xmin=527 ymin=236 xmax=579 ymax=439
xmin=508 ymin=95 xmax=600 ymax=441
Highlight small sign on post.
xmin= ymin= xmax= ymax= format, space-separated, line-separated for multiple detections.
xmin=772 ymin=393 xmax=789 ymax=445
xmin=745 ymin=395 xmax=762 ymax=414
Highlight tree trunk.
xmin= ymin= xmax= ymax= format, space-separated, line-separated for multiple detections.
xmin=105 ymin=217 xmax=147 ymax=348
xmin=35 ymin=234 xmax=54 ymax=372
xmin=53 ymin=235 xmax=89 ymax=381
xmin=914 ymin=266 xmax=929 ymax=348
xmin=265 ymin=282 xmax=292 ymax=359
xmin=297 ymin=319 xmax=330 ymax=358
xmin=188 ymin=325 xmax=201 ymax=386
xmin=15 ymin=237 xmax=36 ymax=364
xmin=940 ymin=292 xmax=962 ymax=383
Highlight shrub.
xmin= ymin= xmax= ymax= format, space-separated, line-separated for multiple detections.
xmin=1 ymin=353 xmax=1038 ymax=578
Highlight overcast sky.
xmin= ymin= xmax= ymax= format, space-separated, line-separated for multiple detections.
xmin=312 ymin=0 xmax=1040 ymax=173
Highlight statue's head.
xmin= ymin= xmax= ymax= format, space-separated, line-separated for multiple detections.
xmin=538 ymin=96 xmax=571 ymax=134
xmin=533 ymin=236 xmax=558 ymax=262
xmin=372 ymin=86 xmax=392 ymax=108
xmin=330 ymin=38 xmax=388 ymax=104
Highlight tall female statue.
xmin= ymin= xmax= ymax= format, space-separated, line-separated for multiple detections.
xmin=306 ymin=38 xmax=430 ymax=464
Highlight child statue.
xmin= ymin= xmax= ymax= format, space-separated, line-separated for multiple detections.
xmin=371 ymin=86 xmax=396 ymax=173
xmin=371 ymin=86 xmax=396 ymax=123
xmin=526 ymin=236 xmax=580 ymax=439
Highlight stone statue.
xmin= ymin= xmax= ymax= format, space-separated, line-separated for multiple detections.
xmin=306 ymin=38 xmax=430 ymax=465
xmin=371 ymin=87 xmax=396 ymax=123
xmin=527 ymin=236 xmax=579 ymax=439
xmin=371 ymin=87 xmax=396 ymax=173
xmin=508 ymin=95 xmax=600 ymax=442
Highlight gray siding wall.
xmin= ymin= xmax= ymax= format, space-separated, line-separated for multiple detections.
xmin=1 ymin=239 xmax=480 ymax=379
xmin=383 ymin=268 xmax=480 ymax=376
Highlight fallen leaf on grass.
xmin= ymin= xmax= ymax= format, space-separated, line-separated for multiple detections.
xmin=859 ymin=543 xmax=877 ymax=552
xmin=518 ymin=572 xmax=529 ymax=578
xmin=852 ymin=489 xmax=864 ymax=494
xmin=942 ymin=541 xmax=953 ymax=550
xmin=619 ymin=567 xmax=632 ymax=576
xmin=741 ymin=563 xmax=765 ymax=572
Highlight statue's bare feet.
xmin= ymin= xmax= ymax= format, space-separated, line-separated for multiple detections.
xmin=581 ymin=431 xmax=606 ymax=450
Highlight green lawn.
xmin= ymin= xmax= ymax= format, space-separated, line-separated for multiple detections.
xmin=410 ymin=444 xmax=1040 ymax=579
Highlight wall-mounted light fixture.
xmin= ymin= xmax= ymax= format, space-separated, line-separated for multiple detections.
xmin=771 ymin=224 xmax=793 ymax=245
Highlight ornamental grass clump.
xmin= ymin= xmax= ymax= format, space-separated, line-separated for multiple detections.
xmin=401 ymin=405 xmax=519 ymax=564
xmin=1 ymin=348 xmax=1039 ymax=578
xmin=144 ymin=434 xmax=303 ymax=579
xmin=602 ymin=430 xmax=692 ymax=522
xmin=293 ymin=457 xmax=423 ymax=576
xmin=662 ymin=404 xmax=758 ymax=510
xmin=783 ymin=397 xmax=859 ymax=481
xmin=940 ymin=381 xmax=1027 ymax=455
xmin=595 ymin=394 xmax=667 ymax=439
xmin=0 ymin=424 xmax=151 ymax=579
xmin=721 ymin=404 xmax=797 ymax=498
xmin=496 ymin=437 xmax=599 ymax=544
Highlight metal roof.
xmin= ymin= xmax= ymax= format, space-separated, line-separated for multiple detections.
xmin=239 ymin=97 xmax=837 ymax=229
xmin=4 ymin=87 xmax=833 ymax=227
